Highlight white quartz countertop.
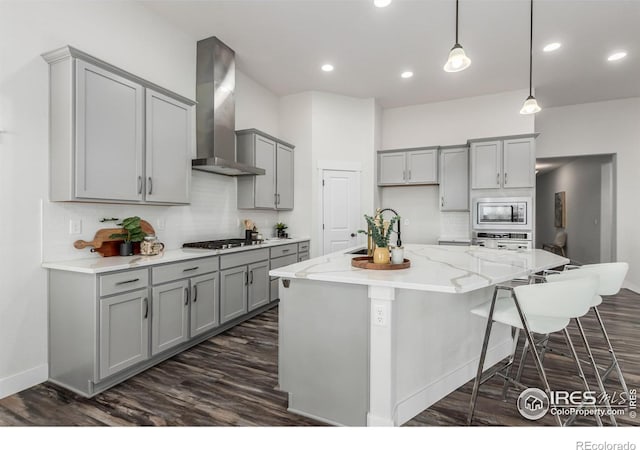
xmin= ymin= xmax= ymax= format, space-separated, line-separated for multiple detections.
xmin=42 ymin=237 xmax=310 ymax=274
xmin=269 ymin=244 xmax=568 ymax=294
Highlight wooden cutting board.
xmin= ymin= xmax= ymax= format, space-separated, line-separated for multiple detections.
xmin=74 ymin=220 xmax=155 ymax=257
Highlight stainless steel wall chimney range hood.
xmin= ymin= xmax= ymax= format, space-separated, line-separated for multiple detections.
xmin=192 ymin=37 xmax=265 ymax=176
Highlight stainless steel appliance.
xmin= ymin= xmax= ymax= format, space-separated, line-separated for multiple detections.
xmin=183 ymin=238 xmax=261 ymax=250
xmin=472 ymin=231 xmax=532 ymax=250
xmin=192 ymin=37 xmax=265 ymax=176
xmin=472 ymin=197 xmax=532 ymax=231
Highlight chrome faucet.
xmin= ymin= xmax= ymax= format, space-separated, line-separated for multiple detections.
xmin=379 ymin=208 xmax=402 ymax=247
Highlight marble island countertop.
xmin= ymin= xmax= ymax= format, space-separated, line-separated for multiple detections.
xmin=269 ymin=244 xmax=568 ymax=293
xmin=42 ymin=236 xmax=310 ymax=274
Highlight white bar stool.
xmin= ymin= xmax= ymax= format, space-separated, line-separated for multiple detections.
xmin=467 ymin=276 xmax=600 ymax=426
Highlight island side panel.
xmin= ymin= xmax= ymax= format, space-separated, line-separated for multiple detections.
xmin=394 ymin=286 xmax=513 ymax=425
xmin=278 ymin=279 xmax=369 ymax=426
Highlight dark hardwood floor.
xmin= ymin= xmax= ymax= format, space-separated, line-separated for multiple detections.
xmin=1 ymin=289 xmax=638 ymax=426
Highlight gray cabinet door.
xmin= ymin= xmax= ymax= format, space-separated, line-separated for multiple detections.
xmin=151 ymin=280 xmax=189 ymax=356
xmin=145 ymin=89 xmax=192 ymax=204
xmin=378 ymin=152 xmax=406 ymax=185
xmin=254 ymin=135 xmax=276 ymax=208
xmin=99 ymin=289 xmax=149 ymax=379
xmin=276 ymin=143 xmax=294 ymax=210
xmin=75 ymin=60 xmax=144 ymax=201
xmin=248 ymin=261 xmax=269 ymax=311
xmin=190 ymin=272 xmax=219 ymax=338
xmin=440 ymin=147 xmax=469 ymax=211
xmin=471 ymin=141 xmax=502 ymax=189
xmin=406 ymin=149 xmax=438 ymax=184
xmin=502 ymin=138 xmax=535 ymax=188
xmin=220 ymin=266 xmax=248 ymax=323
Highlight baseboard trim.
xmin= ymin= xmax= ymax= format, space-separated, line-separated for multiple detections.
xmin=395 ymin=338 xmax=513 ymax=426
xmin=0 ymin=364 xmax=48 ymax=399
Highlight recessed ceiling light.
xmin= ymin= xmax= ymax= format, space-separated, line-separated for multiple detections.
xmin=400 ymin=71 xmax=414 ymax=79
xmin=321 ymin=64 xmax=334 ymax=72
xmin=374 ymin=0 xmax=392 ymax=7
xmin=607 ymin=51 xmax=627 ymax=62
xmin=543 ymin=42 xmax=561 ymax=52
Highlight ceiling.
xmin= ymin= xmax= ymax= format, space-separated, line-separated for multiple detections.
xmin=143 ymin=0 xmax=640 ymax=109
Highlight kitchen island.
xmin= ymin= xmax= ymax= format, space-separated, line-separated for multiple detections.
xmin=269 ymin=244 xmax=568 ymax=426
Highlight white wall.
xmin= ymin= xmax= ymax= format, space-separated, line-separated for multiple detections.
xmin=279 ymin=91 xmax=376 ymax=257
xmin=0 ymin=1 xmax=281 ymax=397
xmin=535 ymin=97 xmax=640 ymax=291
xmin=381 ymin=89 xmax=535 ymax=243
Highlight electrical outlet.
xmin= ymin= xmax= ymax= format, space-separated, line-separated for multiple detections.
xmin=373 ymin=304 xmax=387 ymax=327
xmin=404 ymin=218 xmax=410 ymax=226
xmin=69 ymin=219 xmax=82 ymax=235
xmin=156 ymin=218 xmax=166 ymax=231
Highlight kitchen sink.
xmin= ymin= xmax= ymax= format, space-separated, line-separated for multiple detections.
xmin=347 ymin=248 xmax=368 ymax=255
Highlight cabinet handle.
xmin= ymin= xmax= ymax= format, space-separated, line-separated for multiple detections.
xmin=244 ymin=271 xmax=248 ymax=286
xmin=250 ymin=270 xmax=254 ymax=284
xmin=115 ymin=278 xmax=140 ymax=285
xmin=504 ymin=172 xmax=508 ymax=185
xmin=496 ymin=173 xmax=500 ymax=186
xmin=193 ymin=285 xmax=198 ymax=303
xmin=441 ymin=197 xmax=444 ymax=207
xmin=148 ymin=177 xmax=153 ymax=195
xmin=184 ymin=287 xmax=189 ymax=305
xmin=183 ymin=266 xmax=199 ymax=272
xmin=137 ymin=176 xmax=142 ymax=194
xmin=403 ymin=170 xmax=406 ymax=181
xmin=282 ymin=249 xmax=290 ymax=253
xmin=143 ymin=297 xmax=149 ymax=319
xmin=408 ymin=170 xmax=412 ymax=180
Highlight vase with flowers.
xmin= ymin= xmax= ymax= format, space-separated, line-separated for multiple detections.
xmin=359 ymin=211 xmax=400 ymax=264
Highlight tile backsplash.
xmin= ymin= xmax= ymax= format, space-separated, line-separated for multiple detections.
xmin=439 ymin=211 xmax=470 ymax=239
xmin=42 ymin=171 xmax=278 ymax=262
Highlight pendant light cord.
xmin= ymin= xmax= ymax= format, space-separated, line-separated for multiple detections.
xmin=529 ymin=0 xmax=533 ymax=96
xmin=455 ymin=0 xmax=459 ymax=44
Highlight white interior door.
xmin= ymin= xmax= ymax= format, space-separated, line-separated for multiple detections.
xmin=322 ymin=170 xmax=361 ymax=255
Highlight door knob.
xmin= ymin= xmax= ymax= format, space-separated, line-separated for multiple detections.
xmin=350 ymin=233 xmax=356 ymax=237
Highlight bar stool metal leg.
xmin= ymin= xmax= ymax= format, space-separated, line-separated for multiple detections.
xmin=562 ymin=329 xmax=603 ymax=426
xmin=593 ymin=306 xmax=629 ymax=396
xmin=467 ymin=287 xmax=499 ymax=425
xmin=511 ymin=292 xmax=563 ymax=426
xmin=501 ymin=328 xmax=521 ymax=401
xmin=575 ymin=318 xmax=618 ymax=426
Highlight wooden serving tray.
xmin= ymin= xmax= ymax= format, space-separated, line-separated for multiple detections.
xmin=73 ymin=220 xmax=155 ymax=257
xmin=351 ymin=256 xmax=411 ymax=270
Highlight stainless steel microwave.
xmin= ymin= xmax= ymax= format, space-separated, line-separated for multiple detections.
xmin=472 ymin=197 xmax=532 ymax=230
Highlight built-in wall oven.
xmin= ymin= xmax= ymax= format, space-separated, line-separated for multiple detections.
xmin=472 ymin=197 xmax=533 ymax=250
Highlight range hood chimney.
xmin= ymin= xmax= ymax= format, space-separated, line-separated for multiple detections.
xmin=192 ymin=37 xmax=265 ymax=176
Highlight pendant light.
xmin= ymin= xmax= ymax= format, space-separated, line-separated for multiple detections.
xmin=520 ymin=0 xmax=541 ymax=114
xmin=444 ymin=0 xmax=471 ymax=72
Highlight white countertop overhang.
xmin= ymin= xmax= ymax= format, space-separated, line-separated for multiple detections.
xmin=269 ymin=244 xmax=569 ymax=293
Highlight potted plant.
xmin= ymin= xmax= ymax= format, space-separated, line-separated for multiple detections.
xmin=275 ymin=222 xmax=288 ymax=238
xmin=109 ymin=216 xmax=147 ymax=256
xmin=361 ymin=213 xmax=400 ymax=264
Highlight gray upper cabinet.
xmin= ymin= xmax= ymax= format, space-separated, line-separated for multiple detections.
xmin=151 ymin=280 xmax=189 ymax=356
xmin=99 ymin=289 xmax=149 ymax=379
xmin=276 ymin=143 xmax=294 ymax=209
xmin=145 ymin=89 xmax=192 ymax=204
xmin=439 ymin=147 xmax=469 ymax=211
xmin=237 ymin=129 xmax=295 ymax=210
xmin=470 ymin=136 xmax=535 ymax=189
xmin=43 ymin=46 xmax=194 ymax=205
xmin=378 ymin=148 xmax=438 ymax=186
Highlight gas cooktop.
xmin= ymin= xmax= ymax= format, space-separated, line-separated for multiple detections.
xmin=182 ymin=238 xmax=260 ymax=250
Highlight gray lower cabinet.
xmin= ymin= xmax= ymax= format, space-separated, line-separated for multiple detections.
xmin=220 ymin=266 xmax=248 ymax=323
xmin=151 ymin=280 xmax=189 ymax=356
xmin=248 ymin=261 xmax=270 ymax=311
xmin=190 ymin=272 xmax=219 ymax=337
xmin=99 ymin=289 xmax=150 ymax=379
